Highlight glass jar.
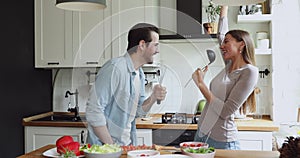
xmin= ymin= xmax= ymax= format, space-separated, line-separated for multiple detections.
xmin=254 ymin=4 xmax=262 ymax=15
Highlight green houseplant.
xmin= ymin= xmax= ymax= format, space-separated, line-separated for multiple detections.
xmin=203 ymin=0 xmax=221 ymax=34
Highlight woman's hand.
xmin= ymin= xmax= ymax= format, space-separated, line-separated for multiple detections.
xmin=192 ymin=66 xmax=213 ymax=103
xmin=192 ymin=66 xmax=208 ymax=87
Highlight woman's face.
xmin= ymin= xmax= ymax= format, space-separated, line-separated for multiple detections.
xmin=220 ymin=34 xmax=245 ymax=61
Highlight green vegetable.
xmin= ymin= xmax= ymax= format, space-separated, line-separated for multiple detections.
xmin=60 ymin=150 xmax=76 ymax=158
xmin=83 ymin=144 xmax=121 ymax=154
xmin=184 ymin=147 xmax=215 ymax=154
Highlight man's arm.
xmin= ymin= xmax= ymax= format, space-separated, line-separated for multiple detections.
xmin=92 ymin=126 xmax=114 ymax=144
xmin=141 ymin=84 xmax=167 ymax=112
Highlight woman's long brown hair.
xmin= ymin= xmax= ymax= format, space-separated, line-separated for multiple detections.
xmin=226 ymin=30 xmax=257 ymax=114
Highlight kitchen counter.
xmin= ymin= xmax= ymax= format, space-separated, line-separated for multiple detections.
xmin=22 ymin=112 xmax=87 ymax=127
xmin=23 ymin=112 xmax=279 ymax=131
xmin=136 ymin=114 xmax=279 ymax=131
xmin=17 ymin=144 xmax=280 ymax=158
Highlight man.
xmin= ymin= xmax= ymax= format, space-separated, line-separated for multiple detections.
xmin=86 ymin=23 xmax=167 ymax=146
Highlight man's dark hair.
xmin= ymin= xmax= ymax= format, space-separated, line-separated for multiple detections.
xmin=127 ymin=23 xmax=159 ymax=54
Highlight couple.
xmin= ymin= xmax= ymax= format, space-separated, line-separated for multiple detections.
xmin=85 ymin=6 xmax=258 ymax=150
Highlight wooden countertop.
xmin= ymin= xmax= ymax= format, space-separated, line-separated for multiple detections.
xmin=22 ymin=112 xmax=87 ymax=127
xmin=136 ymin=114 xmax=279 ymax=131
xmin=23 ymin=112 xmax=279 ymax=131
xmin=17 ymin=144 xmax=280 ymax=158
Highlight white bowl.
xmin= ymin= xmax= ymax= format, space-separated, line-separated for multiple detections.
xmin=181 ymin=148 xmax=215 ymax=158
xmin=181 ymin=151 xmax=215 ymax=158
xmin=127 ymin=150 xmax=160 ymax=158
xmin=156 ymin=154 xmax=191 ymax=158
xmin=84 ymin=150 xmax=122 ymax=158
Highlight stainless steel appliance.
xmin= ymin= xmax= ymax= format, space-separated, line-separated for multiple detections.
xmin=153 ymin=129 xmax=196 ymax=146
xmin=152 ymin=112 xmax=200 ymax=146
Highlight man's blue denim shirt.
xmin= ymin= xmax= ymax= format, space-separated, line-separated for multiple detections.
xmin=86 ymin=53 xmax=147 ymax=146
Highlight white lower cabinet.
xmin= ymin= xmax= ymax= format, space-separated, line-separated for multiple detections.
xmin=25 ymin=126 xmax=87 ymax=153
xmin=237 ymin=131 xmax=272 ymax=151
xmin=136 ymin=129 xmax=153 ymax=146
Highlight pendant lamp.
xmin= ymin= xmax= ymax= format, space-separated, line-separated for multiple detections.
xmin=212 ymin=0 xmax=266 ymax=6
xmin=56 ymin=0 xmax=106 ymax=12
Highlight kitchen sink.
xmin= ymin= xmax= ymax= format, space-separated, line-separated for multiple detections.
xmin=33 ymin=114 xmax=86 ymax=122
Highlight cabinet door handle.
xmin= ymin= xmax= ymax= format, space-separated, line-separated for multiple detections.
xmin=80 ymin=130 xmax=85 ymax=144
xmin=86 ymin=61 xmax=98 ymax=65
xmin=47 ymin=62 xmax=59 ymax=65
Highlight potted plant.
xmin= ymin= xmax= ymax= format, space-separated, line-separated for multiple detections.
xmin=203 ymin=0 xmax=221 ymax=34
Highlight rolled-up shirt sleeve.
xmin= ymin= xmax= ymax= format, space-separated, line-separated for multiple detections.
xmin=86 ymin=65 xmax=120 ymax=127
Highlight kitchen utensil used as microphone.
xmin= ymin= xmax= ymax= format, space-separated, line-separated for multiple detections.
xmin=204 ymin=131 xmax=212 ymax=144
xmin=157 ymin=63 xmax=167 ymax=104
xmin=184 ymin=49 xmax=216 ymax=88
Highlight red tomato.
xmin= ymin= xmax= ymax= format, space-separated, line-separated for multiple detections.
xmin=57 ymin=141 xmax=80 ymax=156
xmin=129 ymin=145 xmax=135 ymax=150
xmin=140 ymin=154 xmax=149 ymax=157
xmin=196 ymin=143 xmax=203 ymax=147
xmin=80 ymin=143 xmax=91 ymax=155
xmin=190 ymin=144 xmax=195 ymax=147
xmin=182 ymin=143 xmax=188 ymax=147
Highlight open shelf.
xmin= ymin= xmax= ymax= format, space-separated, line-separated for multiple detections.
xmin=255 ymin=48 xmax=272 ymax=55
xmin=237 ymin=14 xmax=272 ymax=23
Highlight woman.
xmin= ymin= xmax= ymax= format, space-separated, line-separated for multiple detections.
xmin=192 ymin=6 xmax=259 ymax=150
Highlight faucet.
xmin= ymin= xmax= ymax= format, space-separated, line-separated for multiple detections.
xmin=65 ymin=89 xmax=79 ymax=119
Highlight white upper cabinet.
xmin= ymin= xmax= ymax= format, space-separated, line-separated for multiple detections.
xmin=35 ymin=0 xmax=112 ymax=68
xmin=72 ymin=1 xmax=113 ymax=67
xmin=35 ymin=0 xmax=158 ymax=68
xmin=35 ymin=0 xmax=73 ymax=68
xmin=111 ymin=0 xmax=159 ymax=57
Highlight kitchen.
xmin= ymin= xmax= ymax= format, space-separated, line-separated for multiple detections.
xmin=2 ymin=0 xmax=300 ymax=157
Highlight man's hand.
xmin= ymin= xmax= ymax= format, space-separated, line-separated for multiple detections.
xmin=152 ymin=84 xmax=167 ymax=102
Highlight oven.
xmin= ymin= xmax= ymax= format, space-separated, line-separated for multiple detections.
xmin=152 ymin=112 xmax=199 ymax=146
xmin=152 ymin=129 xmax=196 ymax=146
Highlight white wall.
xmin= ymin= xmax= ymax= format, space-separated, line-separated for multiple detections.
xmin=148 ymin=39 xmax=224 ymax=114
xmin=52 ymin=68 xmax=97 ymax=112
xmin=272 ymin=0 xmax=300 ymax=123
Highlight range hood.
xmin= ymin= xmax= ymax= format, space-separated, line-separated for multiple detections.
xmin=159 ymin=0 xmax=217 ymax=40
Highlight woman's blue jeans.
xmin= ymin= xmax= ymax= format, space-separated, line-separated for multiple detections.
xmin=194 ymin=132 xmax=241 ymax=150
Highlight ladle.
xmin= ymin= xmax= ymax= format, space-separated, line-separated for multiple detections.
xmin=204 ymin=131 xmax=212 ymax=144
xmin=184 ymin=49 xmax=216 ymax=88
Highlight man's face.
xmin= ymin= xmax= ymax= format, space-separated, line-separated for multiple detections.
xmin=143 ymin=31 xmax=159 ymax=64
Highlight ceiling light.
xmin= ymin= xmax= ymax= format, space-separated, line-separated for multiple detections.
xmin=56 ymin=0 xmax=106 ymax=12
xmin=212 ymin=0 xmax=266 ymax=6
